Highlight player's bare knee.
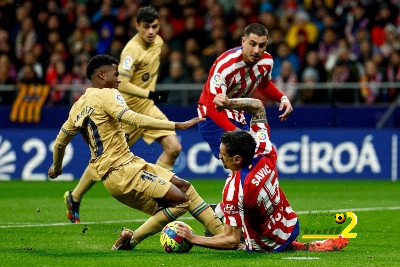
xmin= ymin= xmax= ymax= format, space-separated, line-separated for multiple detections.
xmin=166 ymin=144 xmax=182 ymax=160
xmin=170 ymin=175 xmax=191 ymax=193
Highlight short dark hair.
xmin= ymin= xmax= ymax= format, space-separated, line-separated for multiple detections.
xmin=244 ymin=23 xmax=269 ymax=39
xmin=221 ymin=131 xmax=256 ymax=166
xmin=86 ymin=54 xmax=119 ymax=80
xmin=137 ymin=6 xmax=159 ymax=24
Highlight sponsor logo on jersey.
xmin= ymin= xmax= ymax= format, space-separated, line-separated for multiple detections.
xmin=115 ymin=93 xmax=127 ymax=105
xmin=224 ymin=203 xmax=239 ymax=214
xmin=142 ymin=72 xmax=150 ymax=81
xmin=122 ymin=56 xmax=133 ymax=70
xmin=211 ymin=73 xmax=222 ymax=87
xmin=256 ymin=129 xmax=268 ymax=142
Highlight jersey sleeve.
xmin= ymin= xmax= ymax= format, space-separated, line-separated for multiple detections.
xmin=53 ymin=109 xmax=78 ymax=173
xmin=102 ymin=89 xmax=131 ymax=121
xmin=205 ymin=70 xmax=237 ymax=131
xmin=118 ymin=45 xmax=150 ymax=98
xmin=250 ymin=122 xmax=273 ymax=156
xmin=258 ymin=80 xmax=284 ymax=103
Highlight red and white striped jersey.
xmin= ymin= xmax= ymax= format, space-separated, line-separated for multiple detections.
xmin=221 ymin=122 xmax=298 ymax=252
xmin=197 ymin=47 xmax=274 ymax=131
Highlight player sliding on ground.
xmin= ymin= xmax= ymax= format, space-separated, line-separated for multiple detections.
xmin=48 ymin=54 xmax=224 ymax=250
xmin=176 ymin=94 xmax=349 ymax=252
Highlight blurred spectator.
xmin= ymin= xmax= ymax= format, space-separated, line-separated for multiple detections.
xmin=359 ymin=60 xmax=383 ymax=105
xmin=286 ymin=10 xmax=319 ymax=51
xmin=228 ymin=16 xmax=248 ymax=46
xmin=0 ymin=27 xmax=12 ymax=59
xmin=325 ymin=39 xmax=360 ymax=74
xmin=317 ymin=27 xmax=338 ymax=66
xmin=258 ymin=3 xmax=276 ymax=28
xmin=384 ymin=50 xmax=400 ymax=102
xmin=15 ymin=16 xmax=36 ymax=63
xmin=0 ymin=54 xmax=16 ymax=105
xmin=300 ymin=50 xmax=327 ymax=83
xmin=233 ymin=0 xmax=258 ymax=24
xmin=96 ymin=21 xmax=114 ymax=54
xmin=18 ymin=64 xmax=39 ymax=84
xmin=45 ymin=55 xmax=73 ymax=105
xmin=344 ymin=4 xmax=370 ymax=46
xmin=162 ymin=60 xmax=194 ymax=106
xmin=159 ymin=23 xmax=182 ymax=51
xmin=108 ymin=39 xmax=124 ymax=60
xmin=161 ymin=61 xmax=192 ymax=84
xmin=159 ymin=49 xmax=184 ymax=83
xmin=91 ymin=0 xmax=118 ymax=27
xmin=0 ymin=54 xmax=17 ymax=81
xmin=271 ymin=41 xmax=299 ymax=80
xmin=379 ymin=24 xmax=400 ymax=59
xmin=300 ymin=68 xmax=320 ymax=104
xmin=267 ymin=28 xmax=285 ymax=58
xmin=350 ymin=28 xmax=370 ymax=60
xmin=370 ymin=2 xmax=395 ymax=47
xmin=34 ymin=9 xmax=49 ymax=44
xmin=203 ymin=37 xmax=228 ymax=70
xmin=178 ymin=14 xmax=207 ymax=49
xmin=192 ymin=65 xmax=207 ymax=84
xmin=17 ymin=50 xmax=43 ymax=82
xmin=67 ymin=29 xmax=85 ymax=57
xmin=328 ymin=59 xmax=360 ymax=104
xmin=70 ymin=53 xmax=91 ymax=103
xmin=273 ymin=61 xmax=298 ymax=103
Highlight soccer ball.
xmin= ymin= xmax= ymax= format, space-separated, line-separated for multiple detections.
xmin=160 ymin=221 xmax=193 ymax=253
xmin=335 ymin=213 xmax=346 ymax=224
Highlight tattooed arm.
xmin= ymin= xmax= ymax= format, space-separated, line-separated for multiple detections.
xmin=213 ymin=94 xmax=267 ymax=125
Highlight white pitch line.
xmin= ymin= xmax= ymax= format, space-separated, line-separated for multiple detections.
xmin=1 ymin=206 xmax=399 ymax=229
xmin=282 ymin=257 xmax=321 ymax=260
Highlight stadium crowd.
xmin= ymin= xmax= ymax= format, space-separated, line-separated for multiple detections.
xmin=0 ymin=0 xmax=400 ymax=106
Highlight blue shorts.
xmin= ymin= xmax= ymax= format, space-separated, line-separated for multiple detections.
xmin=272 ymin=220 xmax=300 ymax=252
xmin=198 ymin=117 xmax=249 ymax=159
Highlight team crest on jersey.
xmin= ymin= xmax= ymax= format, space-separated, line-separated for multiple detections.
xmin=142 ymin=72 xmax=150 ymax=81
xmin=256 ymin=129 xmax=268 ymax=142
xmin=115 ymin=93 xmax=127 ymax=105
xmin=211 ymin=73 xmax=222 ymax=87
xmin=256 ymin=74 xmax=262 ymax=84
xmin=122 ymin=56 xmax=133 ymax=70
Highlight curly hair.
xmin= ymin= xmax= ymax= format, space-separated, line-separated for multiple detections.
xmin=220 ymin=131 xmax=256 ymax=166
xmin=86 ymin=54 xmax=119 ymax=80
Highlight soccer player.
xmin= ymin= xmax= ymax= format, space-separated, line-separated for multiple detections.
xmin=48 ymin=54 xmax=224 ymax=250
xmin=176 ymin=94 xmax=349 ymax=252
xmin=64 ymin=6 xmax=183 ymax=223
xmin=197 ymin=23 xmax=293 ymax=159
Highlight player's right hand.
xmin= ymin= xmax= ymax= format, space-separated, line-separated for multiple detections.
xmin=175 ymin=117 xmax=205 ymax=130
xmin=48 ymin=166 xmax=62 ymax=179
xmin=213 ymin=94 xmax=230 ymax=111
xmin=148 ymin=90 xmax=170 ymax=103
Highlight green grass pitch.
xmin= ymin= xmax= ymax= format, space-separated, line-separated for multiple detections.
xmin=1 ymin=179 xmax=399 ymax=267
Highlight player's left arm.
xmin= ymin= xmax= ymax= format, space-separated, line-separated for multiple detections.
xmin=258 ymin=78 xmax=293 ymax=121
xmin=49 ymin=119 xmax=76 ymax=179
xmin=176 ymin=222 xmax=242 ymax=250
xmin=213 ymin=94 xmax=267 ymax=125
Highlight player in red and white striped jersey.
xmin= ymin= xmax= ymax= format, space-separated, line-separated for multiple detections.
xmin=197 ymin=23 xmax=293 ymax=159
xmin=177 ymin=95 xmax=348 ymax=252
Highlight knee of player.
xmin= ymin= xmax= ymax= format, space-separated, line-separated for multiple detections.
xmin=171 ymin=175 xmax=191 ymax=193
xmin=167 ymin=144 xmax=182 ymax=158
